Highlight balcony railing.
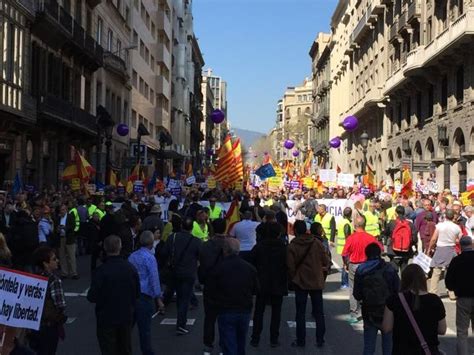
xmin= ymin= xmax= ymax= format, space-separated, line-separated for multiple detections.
xmin=103 ymin=51 xmax=128 ymax=82
xmin=157 ymin=10 xmax=171 ymax=39
xmin=38 ymin=95 xmax=96 ymax=134
xmin=35 ymin=0 xmax=103 ymax=70
xmin=398 ymin=11 xmax=408 ymax=33
xmin=407 ymin=0 xmax=421 ymax=23
xmin=389 ymin=20 xmax=398 ymax=41
xmin=351 ymin=4 xmax=373 ymax=44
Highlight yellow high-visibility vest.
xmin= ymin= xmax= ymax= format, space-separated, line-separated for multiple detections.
xmin=386 ymin=206 xmax=397 ymax=222
xmin=192 ymin=221 xmax=209 ymax=241
xmin=336 ymin=218 xmax=353 ymax=254
xmin=69 ymin=208 xmax=80 ymax=232
xmin=364 ymin=210 xmax=380 ymax=237
xmin=209 ymin=205 xmax=222 ymax=221
xmin=314 ymin=213 xmax=333 ymax=239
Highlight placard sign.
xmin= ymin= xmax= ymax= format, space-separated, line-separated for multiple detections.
xmin=0 ymin=267 xmax=48 ymax=331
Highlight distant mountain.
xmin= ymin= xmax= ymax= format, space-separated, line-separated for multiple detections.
xmin=233 ymin=127 xmax=265 ymax=150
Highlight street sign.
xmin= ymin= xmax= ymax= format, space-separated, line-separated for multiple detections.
xmin=130 ymin=144 xmax=147 ymax=157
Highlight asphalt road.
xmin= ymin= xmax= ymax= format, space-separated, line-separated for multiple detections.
xmin=57 ymin=253 xmax=460 ymax=355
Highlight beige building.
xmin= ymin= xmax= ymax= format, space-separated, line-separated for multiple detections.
xmin=129 ymin=0 xmax=172 ymax=174
xmin=200 ymin=75 xmax=215 ymax=163
xmin=280 ymin=79 xmax=313 ymax=165
xmin=310 ymin=0 xmax=474 ymax=191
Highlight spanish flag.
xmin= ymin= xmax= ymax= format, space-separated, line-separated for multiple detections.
xmin=225 ymin=200 xmax=241 ymax=234
xmin=301 ymin=149 xmax=313 ymax=176
xmin=109 ymin=169 xmax=118 ymax=187
xmin=75 ymin=151 xmax=96 ymax=182
xmin=363 ymin=164 xmax=376 ymax=191
xmin=401 ymin=168 xmax=413 ymax=198
xmin=129 ymin=163 xmax=140 ymax=182
xmin=62 ymin=164 xmax=78 ymax=180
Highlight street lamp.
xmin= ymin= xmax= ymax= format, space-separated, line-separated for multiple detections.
xmin=360 ymin=130 xmax=369 ymax=174
xmin=96 ymin=106 xmax=114 ymax=184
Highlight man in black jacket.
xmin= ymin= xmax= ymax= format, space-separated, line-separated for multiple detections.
xmin=87 ymin=235 xmax=140 ymax=355
xmin=445 ymin=236 xmax=474 ymax=355
xmin=199 ymin=218 xmax=228 ymax=354
xmin=206 ymin=238 xmax=258 ymax=355
xmin=249 ymin=222 xmax=287 ymax=348
xmin=159 ymin=217 xmax=201 ymax=335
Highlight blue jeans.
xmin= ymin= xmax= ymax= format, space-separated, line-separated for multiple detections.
xmin=363 ymin=320 xmax=392 ymax=355
xmin=175 ymin=277 xmax=195 ymax=329
xmin=341 ymin=268 xmax=349 ymax=287
xmin=294 ymin=287 xmax=325 ymax=345
xmin=135 ymin=295 xmax=154 ymax=355
xmin=218 ymin=312 xmax=251 ymax=355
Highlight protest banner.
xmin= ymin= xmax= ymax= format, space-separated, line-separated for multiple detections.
xmin=0 ymin=267 xmax=48 ymax=331
xmin=412 ymin=252 xmax=432 ymax=274
xmin=319 ymin=169 xmax=337 ymax=184
xmin=133 ymin=180 xmax=144 ymax=194
xmin=185 ymin=175 xmax=196 ymax=185
xmin=337 ymin=173 xmax=355 ymax=188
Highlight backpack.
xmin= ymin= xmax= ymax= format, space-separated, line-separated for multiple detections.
xmin=392 ymin=218 xmax=412 ymax=252
xmin=361 ymin=266 xmax=390 ymax=326
xmin=301 ymin=199 xmax=317 ymax=219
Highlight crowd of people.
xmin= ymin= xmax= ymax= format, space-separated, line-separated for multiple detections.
xmin=0 ymin=183 xmax=473 ymax=355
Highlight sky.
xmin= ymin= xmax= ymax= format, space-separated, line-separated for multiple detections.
xmin=193 ymin=0 xmax=339 ymax=134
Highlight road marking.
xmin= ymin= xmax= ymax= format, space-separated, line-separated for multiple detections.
xmin=65 ymin=288 xmax=89 ymax=297
xmin=446 ymin=327 xmax=456 ymax=336
xmin=323 ymin=293 xmax=349 ymax=301
xmin=287 ymin=321 xmax=316 ymax=329
xmin=332 ymin=260 xmax=342 ymax=271
xmin=160 ymin=318 xmax=195 ymax=326
xmin=66 ymin=317 xmax=76 ymax=324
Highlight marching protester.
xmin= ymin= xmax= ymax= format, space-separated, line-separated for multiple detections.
xmin=249 ymin=221 xmax=287 ymax=348
xmin=199 ymin=218 xmax=229 ymax=354
xmin=364 ymin=199 xmax=381 ymax=240
xmin=29 ymin=246 xmax=67 ymax=355
xmin=382 ymin=264 xmax=447 ymax=355
xmin=287 ymin=220 xmax=330 ymax=348
xmin=336 ymin=207 xmax=353 ymax=289
xmin=87 ymin=235 xmax=140 ymax=355
xmin=0 ymin=232 xmax=12 ymax=267
xmin=229 ymin=210 xmax=259 ymax=261
xmin=428 ymin=209 xmax=463 ymax=297
xmin=314 ymin=204 xmax=336 ymax=246
xmin=353 ymin=243 xmax=400 ymax=355
xmin=384 ymin=205 xmax=418 ymax=274
xmin=128 ymin=231 xmax=164 ymax=355
xmin=445 ymin=236 xmax=474 ymax=355
xmin=206 ymin=238 xmax=258 ymax=355
xmin=342 ymin=215 xmax=384 ymax=324
xmin=55 ymin=204 xmax=78 ymax=279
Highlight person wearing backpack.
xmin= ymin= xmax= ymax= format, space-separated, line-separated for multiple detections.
xmin=354 ymin=243 xmax=400 ymax=355
xmin=384 ymin=206 xmax=417 ymax=274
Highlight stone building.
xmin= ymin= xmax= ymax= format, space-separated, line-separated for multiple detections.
xmin=200 ymin=74 xmax=215 ymax=165
xmin=310 ymin=0 xmax=474 ymax=191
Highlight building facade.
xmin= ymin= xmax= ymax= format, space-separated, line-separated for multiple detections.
xmin=200 ymin=75 xmax=215 ymax=165
xmin=190 ymin=35 xmax=205 ymax=170
xmin=202 ymin=68 xmax=228 ymax=148
xmin=311 ymin=0 xmax=474 ymax=191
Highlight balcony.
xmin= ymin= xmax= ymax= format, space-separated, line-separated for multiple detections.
xmin=351 ymin=4 xmax=375 ymax=45
xmin=404 ymin=46 xmax=424 ymax=75
xmin=103 ymin=51 xmax=129 ymax=83
xmin=351 ymin=86 xmax=385 ymax=117
xmin=33 ymin=0 xmax=103 ymax=70
xmin=384 ymin=68 xmax=405 ymax=94
xmin=407 ymin=0 xmax=421 ymax=24
xmin=370 ymin=0 xmax=385 ymax=16
xmin=398 ymin=11 xmax=410 ymax=34
xmin=155 ymin=107 xmax=170 ymax=131
xmin=389 ymin=20 xmax=402 ymax=43
xmin=38 ymin=95 xmax=96 ymax=135
xmin=317 ymin=80 xmax=329 ymax=96
xmin=157 ymin=10 xmax=172 ymax=40
xmin=156 ymin=76 xmax=171 ymax=99
xmin=85 ymin=0 xmax=102 ymax=8
xmin=157 ymin=44 xmax=171 ymax=70
xmin=313 ymin=105 xmax=329 ymax=126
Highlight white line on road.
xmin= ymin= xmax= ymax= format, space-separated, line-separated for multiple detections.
xmin=287 ymin=321 xmax=317 ymax=329
xmin=160 ymin=318 xmax=195 ymax=326
xmin=66 ymin=317 xmax=76 ymax=324
xmin=332 ymin=260 xmax=342 ymax=272
xmin=65 ymin=288 xmax=89 ymax=297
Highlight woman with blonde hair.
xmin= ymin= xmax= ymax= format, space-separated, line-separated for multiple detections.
xmin=382 ymin=264 xmax=447 ymax=355
xmin=0 ymin=232 xmax=12 ymax=267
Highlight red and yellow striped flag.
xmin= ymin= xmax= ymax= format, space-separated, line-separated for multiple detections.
xmin=215 ymin=135 xmax=234 ymax=183
xmin=109 ymin=169 xmax=118 ymax=186
xmin=363 ymin=164 xmax=376 ymax=191
xmin=228 ymin=138 xmax=244 ymax=185
xmin=75 ymin=151 xmax=95 ymax=182
xmin=225 ymin=200 xmax=241 ymax=234
xmin=401 ymin=167 xmax=413 ymax=198
xmin=301 ymin=149 xmax=313 ymax=176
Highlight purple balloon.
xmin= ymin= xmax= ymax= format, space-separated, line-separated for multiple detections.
xmin=116 ymin=123 xmax=129 ymax=136
xmin=283 ymin=139 xmax=295 ymax=150
xmin=341 ymin=115 xmax=359 ymax=132
xmin=210 ymin=109 xmax=225 ymax=124
xmin=329 ymin=136 xmax=341 ymax=149
xmin=292 ymin=150 xmax=300 ymax=157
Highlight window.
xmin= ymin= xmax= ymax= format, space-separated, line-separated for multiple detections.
xmin=144 ymin=83 xmax=149 ymax=99
xmin=131 ymin=110 xmax=137 ymax=127
xmin=139 ymin=114 xmax=144 ymax=126
xmin=406 ymin=98 xmax=411 ymax=128
xmin=397 ymin=103 xmax=402 ymax=130
xmin=116 ymin=39 xmax=122 ymax=56
xmin=150 ymin=89 xmax=154 ymax=104
xmin=125 ymin=6 xmax=130 ymax=24
xmin=150 ymin=56 xmax=155 ymax=71
xmin=145 ymin=48 xmax=149 ymax=64
xmin=456 ymin=66 xmax=464 ymax=103
xmin=75 ymin=0 xmax=82 ymax=25
xmin=105 ymin=88 xmax=111 ymax=111
xmin=140 ymin=3 xmax=145 ymax=21
xmin=139 ymin=77 xmax=144 ymax=94
xmin=124 ymin=100 xmax=129 ymax=122
xmin=96 ymin=17 xmax=103 ymax=45
xmin=428 ymin=85 xmax=434 ymax=118
xmin=96 ymin=81 xmax=102 ymax=106
xmin=132 ymin=70 xmax=137 ymax=88
xmin=441 ymin=75 xmax=448 ymax=110
xmin=107 ymin=30 xmax=113 ymax=51
xmin=416 ymin=92 xmax=422 ymax=126
xmin=140 ymin=40 xmax=145 ymax=58
xmin=133 ymin=31 xmax=138 ymax=46
xmin=427 ymin=17 xmax=432 ymax=43
xmin=151 ymin=23 xmax=156 ymax=39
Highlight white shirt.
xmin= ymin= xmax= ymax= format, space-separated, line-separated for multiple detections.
xmin=435 ymin=220 xmax=462 ymax=247
xmin=59 ymin=214 xmax=67 ymax=237
xmin=464 ymin=215 xmax=474 ymax=238
xmin=229 ymin=219 xmax=260 ymax=252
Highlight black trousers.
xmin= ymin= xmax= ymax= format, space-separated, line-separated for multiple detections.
xmin=29 ymin=325 xmax=59 ymax=355
xmin=251 ymin=294 xmax=283 ymax=343
xmin=97 ymin=324 xmax=132 ymax=355
xmin=203 ymin=296 xmax=219 ymax=348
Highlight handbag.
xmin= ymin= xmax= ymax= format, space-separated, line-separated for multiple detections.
xmin=398 ymin=292 xmax=431 ymax=355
